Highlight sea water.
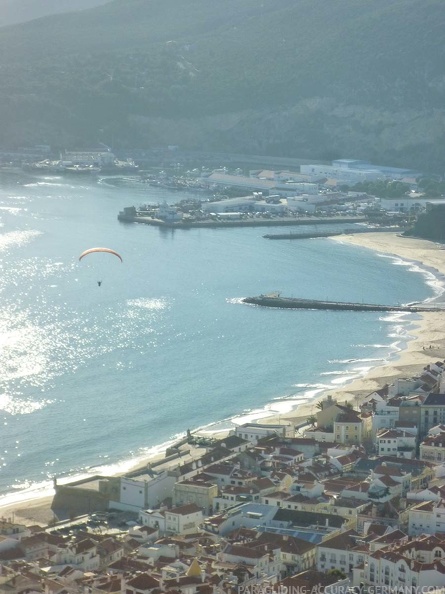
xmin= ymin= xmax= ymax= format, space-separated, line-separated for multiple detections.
xmin=0 ymin=172 xmax=440 ymax=499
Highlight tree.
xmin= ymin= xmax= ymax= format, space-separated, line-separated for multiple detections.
xmin=307 ymin=415 xmax=317 ymax=427
xmin=328 ymin=568 xmax=346 ymax=579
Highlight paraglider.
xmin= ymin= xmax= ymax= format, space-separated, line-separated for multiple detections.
xmin=78 ymin=247 xmax=123 ymax=286
xmin=79 ymin=247 xmax=123 ymax=262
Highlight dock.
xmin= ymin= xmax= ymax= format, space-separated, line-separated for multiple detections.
xmin=242 ymin=295 xmax=444 ymax=313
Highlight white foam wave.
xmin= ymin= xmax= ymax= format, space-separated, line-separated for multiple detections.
xmin=293 ymin=383 xmax=331 ymax=389
xmin=330 ymin=375 xmax=361 ymax=385
xmin=320 ymin=370 xmax=359 ymax=376
xmin=23 ymin=181 xmax=64 ymax=188
xmin=353 ymin=344 xmax=392 ymax=349
xmin=378 ymin=253 xmax=445 ymax=300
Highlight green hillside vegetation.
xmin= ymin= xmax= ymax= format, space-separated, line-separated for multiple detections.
xmin=406 ymin=205 xmax=445 ymax=241
xmin=0 ymin=0 xmax=444 ymax=171
xmin=0 ymin=0 xmax=111 ymax=26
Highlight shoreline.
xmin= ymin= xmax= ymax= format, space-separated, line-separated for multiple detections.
xmin=2 ymin=232 xmax=445 ymax=526
xmin=259 ymin=232 xmax=445 ymax=427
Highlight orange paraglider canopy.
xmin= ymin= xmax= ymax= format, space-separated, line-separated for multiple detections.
xmin=79 ymin=247 xmax=123 ymax=262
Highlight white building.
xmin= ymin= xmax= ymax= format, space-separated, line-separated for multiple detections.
xmin=357 ymin=534 xmax=445 ymax=590
xmin=376 ymin=428 xmax=416 ymax=458
xmin=371 ymin=400 xmax=400 ymax=438
xmin=164 ymin=503 xmax=203 ymax=535
xmin=111 ymin=472 xmax=177 ymax=512
xmin=420 ymin=434 xmax=445 ymax=463
xmin=317 ymin=529 xmax=365 ymax=574
xmin=378 ymin=196 xmax=445 ymax=213
xmin=52 ymin=539 xmax=100 ymax=571
xmin=408 ymin=499 xmax=445 ymax=536
xmin=234 ymin=423 xmax=289 ymax=444
xmin=138 ymin=508 xmax=166 ymax=533
xmin=203 ymin=503 xmax=278 ymax=536
xmin=156 ymin=201 xmax=182 ymax=222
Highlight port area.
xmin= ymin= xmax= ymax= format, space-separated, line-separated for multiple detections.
xmin=117 ymin=211 xmax=368 ymax=229
xmin=242 ymin=294 xmax=445 ymax=313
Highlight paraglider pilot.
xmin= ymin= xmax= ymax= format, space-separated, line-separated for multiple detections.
xmin=78 ymin=248 xmax=123 ymax=287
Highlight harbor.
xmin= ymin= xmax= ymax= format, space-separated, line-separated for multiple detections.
xmin=117 ymin=206 xmax=369 ymax=228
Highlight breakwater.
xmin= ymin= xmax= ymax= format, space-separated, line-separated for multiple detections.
xmin=263 ymin=227 xmax=404 ymax=240
xmin=242 ymin=295 xmax=443 ymax=313
xmin=263 ymin=230 xmax=345 ymax=239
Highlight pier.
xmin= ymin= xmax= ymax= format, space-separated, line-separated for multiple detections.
xmin=242 ymin=294 xmax=444 ymax=313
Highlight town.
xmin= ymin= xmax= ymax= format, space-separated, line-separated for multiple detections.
xmin=114 ymin=155 xmax=444 ymax=228
xmin=1 ymin=149 xmax=445 ymax=593
xmin=1 ymin=362 xmax=445 ymax=593
xmin=2 ymin=147 xmax=445 ymax=228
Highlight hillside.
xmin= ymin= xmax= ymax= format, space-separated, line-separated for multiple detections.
xmin=406 ymin=205 xmax=445 ymax=242
xmin=0 ymin=0 xmax=444 ymax=172
xmin=0 ymin=0 xmax=112 ymax=27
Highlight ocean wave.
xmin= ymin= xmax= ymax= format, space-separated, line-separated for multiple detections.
xmin=226 ymin=297 xmax=246 ymax=304
xmin=330 ymin=374 xmax=360 ymax=385
xmin=320 ymin=370 xmax=360 ymax=376
xmin=379 ymin=312 xmax=412 ymax=323
xmin=378 ymin=253 xmax=445 ymax=299
xmin=353 ymin=343 xmax=392 ymax=349
xmin=23 ymin=181 xmax=65 ymax=188
xmin=293 ymin=382 xmax=331 ymax=389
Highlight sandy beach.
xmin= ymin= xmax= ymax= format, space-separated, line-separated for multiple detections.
xmin=264 ymin=232 xmax=445 ymax=427
xmin=2 ymin=232 xmax=445 ymax=527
